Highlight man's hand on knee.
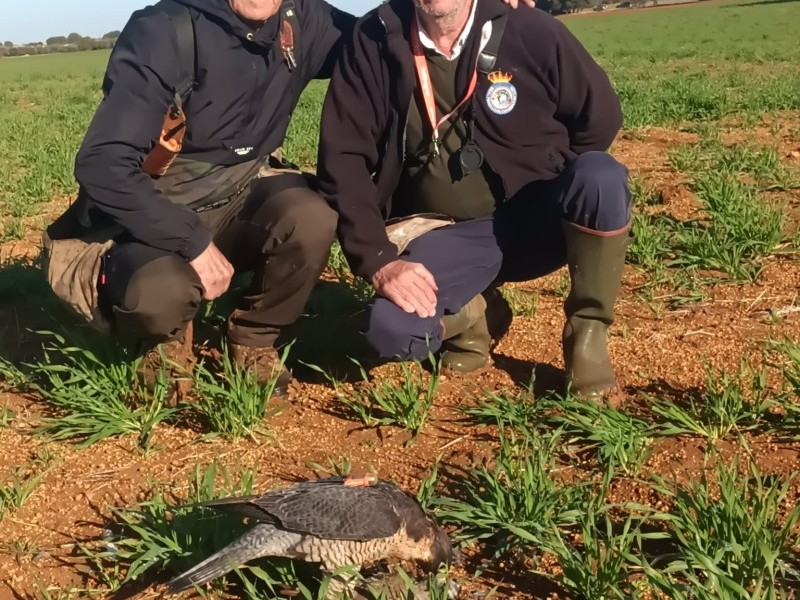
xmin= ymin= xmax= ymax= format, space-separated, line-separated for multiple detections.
xmin=372 ymin=260 xmax=438 ymax=319
xmin=190 ymin=242 xmax=234 ymax=301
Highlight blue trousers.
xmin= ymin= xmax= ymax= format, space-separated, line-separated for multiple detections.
xmin=366 ymin=151 xmax=632 ymax=361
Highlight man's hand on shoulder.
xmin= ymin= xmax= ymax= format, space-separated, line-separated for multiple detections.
xmin=501 ymin=0 xmax=536 ymax=8
xmin=372 ymin=260 xmax=438 ymax=319
xmin=190 ymin=242 xmax=234 ymax=301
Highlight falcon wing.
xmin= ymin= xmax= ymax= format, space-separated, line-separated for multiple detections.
xmin=253 ymin=480 xmax=408 ymax=540
xmin=199 ymin=495 xmax=280 ymax=524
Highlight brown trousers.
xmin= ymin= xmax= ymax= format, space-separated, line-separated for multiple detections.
xmin=97 ymin=172 xmax=337 ymax=348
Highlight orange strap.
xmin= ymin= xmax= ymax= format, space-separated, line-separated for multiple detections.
xmin=344 ymin=474 xmax=378 ymax=487
xmin=142 ymin=102 xmax=186 ymax=177
xmin=410 ymin=16 xmax=477 ymax=157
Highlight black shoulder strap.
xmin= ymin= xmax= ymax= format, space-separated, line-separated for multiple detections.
xmin=280 ymin=0 xmax=302 ymax=71
xmin=160 ymin=0 xmax=196 ymax=111
xmin=477 ymin=14 xmax=508 ymax=75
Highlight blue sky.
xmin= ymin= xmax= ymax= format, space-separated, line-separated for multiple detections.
xmin=0 ymin=0 xmax=378 ymax=45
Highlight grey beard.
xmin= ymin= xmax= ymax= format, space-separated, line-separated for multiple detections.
xmin=414 ymin=2 xmax=470 ymax=31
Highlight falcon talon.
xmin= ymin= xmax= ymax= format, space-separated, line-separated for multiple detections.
xmin=164 ymin=476 xmax=455 ymax=598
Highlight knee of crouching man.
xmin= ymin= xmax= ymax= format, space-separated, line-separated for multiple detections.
xmin=115 ymin=257 xmax=202 ymax=341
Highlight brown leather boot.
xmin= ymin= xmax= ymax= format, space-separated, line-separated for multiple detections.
xmin=440 ymin=295 xmax=491 ymax=373
xmin=229 ymin=343 xmax=292 ymax=397
xmin=562 ymin=221 xmax=629 ymax=397
xmin=136 ymin=322 xmax=195 ymax=405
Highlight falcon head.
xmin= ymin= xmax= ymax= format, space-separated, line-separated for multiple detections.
xmin=401 ymin=502 xmax=456 ymax=574
xmin=423 ymin=517 xmax=456 ymax=573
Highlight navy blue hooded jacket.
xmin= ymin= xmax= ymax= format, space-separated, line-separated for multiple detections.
xmin=73 ymin=0 xmax=352 ymax=261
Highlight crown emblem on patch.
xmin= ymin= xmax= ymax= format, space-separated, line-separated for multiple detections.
xmin=487 ymin=71 xmax=512 ymax=84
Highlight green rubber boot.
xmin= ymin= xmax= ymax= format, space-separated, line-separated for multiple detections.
xmin=440 ymin=294 xmax=491 ymax=373
xmin=562 ymin=221 xmax=629 ymax=397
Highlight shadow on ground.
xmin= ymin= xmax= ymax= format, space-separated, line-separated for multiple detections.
xmin=0 ymin=254 xmax=94 ymax=364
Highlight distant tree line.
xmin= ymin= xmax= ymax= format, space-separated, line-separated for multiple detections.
xmin=0 ymin=31 xmax=120 ymax=58
xmin=536 ymin=0 xmax=596 ymax=12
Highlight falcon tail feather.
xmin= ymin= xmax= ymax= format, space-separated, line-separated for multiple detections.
xmin=166 ymin=523 xmax=292 ymax=594
xmin=166 ymin=543 xmax=260 ymax=594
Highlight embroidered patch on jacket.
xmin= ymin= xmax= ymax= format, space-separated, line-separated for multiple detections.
xmin=485 ymin=71 xmax=517 ymax=115
xmin=235 ymin=146 xmax=254 ymax=156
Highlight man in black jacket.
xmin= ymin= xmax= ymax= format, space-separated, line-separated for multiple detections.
xmin=317 ymin=0 xmax=632 ymax=396
xmin=44 ymin=0 xmax=353 ymax=397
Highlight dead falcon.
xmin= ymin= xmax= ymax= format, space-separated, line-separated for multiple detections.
xmin=165 ymin=475 xmax=455 ymax=595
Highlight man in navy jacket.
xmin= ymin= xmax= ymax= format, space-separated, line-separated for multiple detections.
xmin=318 ymin=0 xmax=631 ymax=397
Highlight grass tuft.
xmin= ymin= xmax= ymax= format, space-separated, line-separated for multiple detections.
xmin=640 ymin=457 xmax=800 ymax=597
xmin=651 ymin=359 xmax=774 ymax=442
xmin=30 ymin=332 xmax=179 ymax=450
xmin=192 ymin=342 xmax=288 ymax=441
xmin=433 ymin=428 xmax=586 ymax=560
xmin=336 ymin=355 xmax=440 ymax=443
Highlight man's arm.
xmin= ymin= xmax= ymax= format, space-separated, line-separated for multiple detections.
xmin=317 ymin=19 xmax=438 ymax=318
xmin=301 ymin=0 xmax=357 ymax=80
xmin=317 ymin=19 xmax=397 ymax=281
xmin=549 ymin=19 xmax=623 ymax=154
xmin=74 ymin=10 xmax=212 ymax=262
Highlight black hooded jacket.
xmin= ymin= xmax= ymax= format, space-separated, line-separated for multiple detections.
xmin=317 ymin=0 xmax=622 ymax=280
xmin=72 ymin=0 xmax=353 ymax=261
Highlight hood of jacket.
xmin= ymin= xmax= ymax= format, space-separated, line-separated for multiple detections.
xmin=174 ymin=0 xmax=281 ymax=48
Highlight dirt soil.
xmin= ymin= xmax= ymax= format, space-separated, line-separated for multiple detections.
xmin=0 ymin=115 xmax=799 ymax=599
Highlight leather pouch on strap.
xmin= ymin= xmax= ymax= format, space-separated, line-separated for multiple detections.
xmin=385 ymin=213 xmax=455 ymax=255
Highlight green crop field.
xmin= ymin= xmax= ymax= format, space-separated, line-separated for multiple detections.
xmin=0 ymin=0 xmax=799 ymax=598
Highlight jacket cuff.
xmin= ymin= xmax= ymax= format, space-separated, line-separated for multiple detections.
xmin=358 ymin=244 xmax=398 ymax=281
xmin=178 ymin=226 xmax=213 ymax=262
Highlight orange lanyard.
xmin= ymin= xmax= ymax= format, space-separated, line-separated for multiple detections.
xmin=410 ymin=16 xmax=478 ymax=156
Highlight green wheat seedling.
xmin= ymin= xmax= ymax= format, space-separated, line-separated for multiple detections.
xmin=0 ymin=401 xmax=15 ymax=429
xmin=461 ymin=383 xmax=542 ymax=431
xmin=627 ymin=213 xmax=676 ymax=279
xmin=671 ymin=172 xmax=783 ymax=282
xmin=500 ymin=286 xmax=538 ymax=317
xmin=433 ymin=428 xmax=587 ymax=561
xmin=0 ymin=464 xmax=48 ymax=521
xmin=775 ymin=338 xmax=800 ymax=400
xmin=0 ymin=355 xmax=27 ymax=391
xmin=535 ymin=498 xmax=667 ymax=600
xmin=670 ymin=138 xmax=798 ymax=191
xmin=326 ymin=241 xmax=351 ymax=283
xmin=639 ymin=458 xmax=800 ymax=598
xmin=629 ymin=174 xmax=662 ymax=207
xmin=32 ymin=581 xmax=98 ymax=600
xmin=652 ymin=359 xmax=775 ymax=443
xmin=415 ymin=459 xmax=442 ymax=512
xmin=763 ymin=339 xmax=800 ymax=440
xmin=192 ymin=342 xmax=289 ymax=441
xmin=31 ymin=333 xmax=179 ymax=450
xmin=325 ymin=242 xmax=375 ymax=303
xmin=542 ymin=394 xmax=654 ymax=476
xmin=0 ymin=216 xmax=26 ymax=241
xmin=338 ymin=354 xmax=440 ymax=443
xmin=307 ymin=454 xmax=355 ymax=478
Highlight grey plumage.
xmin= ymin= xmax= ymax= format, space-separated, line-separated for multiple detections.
xmin=165 ymin=476 xmax=454 ymax=596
